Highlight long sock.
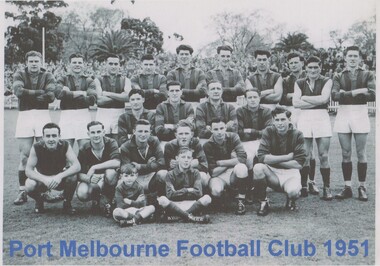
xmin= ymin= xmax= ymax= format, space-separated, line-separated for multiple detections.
xmin=102 ymin=182 xmax=116 ymax=203
xmin=309 ymin=159 xmax=316 ymax=181
xmin=166 ymin=202 xmax=190 ymax=220
xmin=357 ymin=162 xmax=367 ymax=182
xmin=236 ymin=177 xmax=247 ymax=199
xmin=186 ymin=200 xmax=203 ymax=215
xmin=320 ymin=168 xmax=330 ymax=188
xmin=63 ymin=176 xmax=77 ymax=202
xmin=19 ymin=171 xmax=27 ymax=187
xmin=342 ymin=162 xmax=352 ymax=182
xmin=253 ymin=180 xmax=267 ymax=201
xmin=27 ymin=190 xmax=43 ymax=202
xmin=300 ymin=166 xmax=310 ymax=187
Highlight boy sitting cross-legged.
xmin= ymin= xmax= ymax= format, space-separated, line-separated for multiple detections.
xmin=112 ymin=164 xmax=155 ymax=227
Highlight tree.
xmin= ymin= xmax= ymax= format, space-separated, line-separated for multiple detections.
xmin=90 ymin=30 xmax=139 ymax=62
xmin=121 ymin=17 xmax=164 ymax=55
xmin=5 ymin=0 xmax=68 ymax=65
xmin=274 ymin=32 xmax=315 ymax=53
xmin=90 ymin=7 xmax=125 ymax=35
xmin=344 ymin=15 xmax=376 ymax=51
xmin=329 ymin=30 xmax=346 ymax=49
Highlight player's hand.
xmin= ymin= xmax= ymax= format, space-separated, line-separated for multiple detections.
xmin=132 ymin=162 xmax=141 ymax=170
xmin=136 ymin=194 xmax=147 ymax=204
xmin=170 ymin=159 xmax=178 ymax=168
xmin=153 ymin=89 xmax=160 ymax=94
xmin=288 ymin=152 xmax=294 ymax=160
xmin=90 ymin=174 xmax=102 ymax=184
xmin=206 ymin=125 xmax=211 ymax=132
xmin=226 ymin=121 xmax=235 ymax=129
xmin=48 ymin=175 xmax=62 ymax=190
xmin=35 ymin=95 xmax=45 ymax=102
xmin=187 ymin=188 xmax=194 ymax=192
xmin=147 ymin=157 xmax=156 ymax=164
xmin=123 ymin=198 xmax=132 ymax=205
xmin=62 ymin=86 xmax=70 ymax=92
xmin=244 ymin=128 xmax=251 ymax=133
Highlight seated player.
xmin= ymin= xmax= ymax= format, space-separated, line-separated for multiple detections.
xmin=164 ymin=120 xmax=209 ymax=188
xmin=203 ymin=118 xmax=248 ymax=215
xmin=237 ymin=88 xmax=272 ymax=189
xmin=157 ymin=147 xmax=211 ymax=224
xmin=120 ymin=119 xmax=166 ymax=194
xmin=25 ymin=123 xmax=80 ymax=214
xmin=155 ymin=81 xmax=194 ymax=141
xmin=253 ymin=107 xmax=306 ymax=216
xmin=118 ymin=89 xmax=155 ymax=146
xmin=195 ymin=80 xmax=238 ymax=140
xmin=112 ymin=164 xmax=156 ymax=227
xmin=76 ymin=121 xmax=120 ymax=217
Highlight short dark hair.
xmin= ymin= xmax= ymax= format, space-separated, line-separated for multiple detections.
xmin=305 ymin=56 xmax=321 ymax=66
xmin=271 ymin=106 xmax=291 ymax=119
xmin=217 ymin=45 xmax=233 ymax=54
xmin=134 ymin=119 xmax=151 ymax=129
xmin=25 ymin=51 xmax=42 ymax=62
xmin=166 ymin=81 xmax=182 ymax=90
xmin=210 ymin=118 xmax=225 ymax=127
xmin=120 ymin=164 xmax=137 ymax=175
xmin=345 ymin=46 xmax=361 ymax=56
xmin=287 ymin=52 xmax=301 ymax=62
xmin=141 ymin=54 xmax=155 ymax=61
xmin=244 ymin=88 xmax=261 ymax=97
xmin=254 ymin=50 xmax=271 ymax=58
xmin=175 ymin=119 xmax=194 ymax=132
xmin=42 ymin=123 xmax=61 ymax=135
xmin=177 ymin=146 xmax=194 ymax=156
xmin=128 ymin=88 xmax=145 ymax=98
xmin=176 ymin=44 xmax=193 ymax=55
xmin=87 ymin=121 xmax=104 ymax=131
xmin=69 ymin=53 xmax=84 ymax=62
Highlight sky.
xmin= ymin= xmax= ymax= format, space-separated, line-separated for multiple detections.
xmin=56 ymin=0 xmax=377 ymax=53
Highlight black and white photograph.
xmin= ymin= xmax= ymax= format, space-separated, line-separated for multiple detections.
xmin=2 ymin=0 xmax=377 ymax=264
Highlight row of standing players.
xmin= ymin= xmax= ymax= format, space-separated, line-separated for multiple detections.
xmin=12 ymin=45 xmax=375 ymax=224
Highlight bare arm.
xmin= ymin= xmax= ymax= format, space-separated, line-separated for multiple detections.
xmin=301 ymin=79 xmax=332 ymax=105
xmin=292 ymin=83 xmax=315 ymax=108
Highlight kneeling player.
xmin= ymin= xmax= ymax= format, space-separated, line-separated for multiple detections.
xmin=157 ymin=147 xmax=211 ymax=223
xmin=76 ymin=121 xmax=120 ymax=217
xmin=113 ymin=164 xmax=156 ymax=227
xmin=25 ymin=123 xmax=80 ymax=214
xmin=203 ymin=118 xmax=248 ymax=215
xmin=253 ymin=107 xmax=306 ymax=216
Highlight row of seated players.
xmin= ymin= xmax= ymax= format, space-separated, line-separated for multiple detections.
xmin=24 ymin=106 xmax=302 ymax=225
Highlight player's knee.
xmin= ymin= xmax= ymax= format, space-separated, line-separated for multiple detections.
xmin=200 ymin=172 xmax=210 ymax=187
xmin=144 ymin=205 xmax=155 ymax=214
xmin=20 ymin=153 xmax=29 ymax=167
xmin=76 ymin=182 xmax=91 ymax=202
xmin=356 ymin=149 xmax=367 ymax=162
xmin=157 ymin=196 xmax=170 ymax=207
xmin=104 ymin=169 xmax=118 ymax=185
xmin=199 ymin=195 xmax=212 ymax=206
xmin=234 ymin=163 xmax=248 ymax=178
xmin=341 ymin=149 xmax=352 ymax=160
xmin=285 ymin=180 xmax=301 ymax=199
xmin=156 ymin=170 xmax=168 ymax=183
xmin=209 ymin=179 xmax=223 ymax=197
xmin=25 ymin=178 xmax=37 ymax=193
xmin=253 ymin=163 xmax=266 ymax=180
xmin=112 ymin=208 xmax=124 ymax=221
xmin=318 ymin=152 xmax=329 ymax=164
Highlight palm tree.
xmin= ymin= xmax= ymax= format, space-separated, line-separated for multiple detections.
xmin=90 ymin=30 xmax=139 ymax=62
xmin=274 ymin=32 xmax=315 ymax=53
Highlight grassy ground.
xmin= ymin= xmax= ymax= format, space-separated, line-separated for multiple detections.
xmin=2 ymin=109 xmax=376 ymax=265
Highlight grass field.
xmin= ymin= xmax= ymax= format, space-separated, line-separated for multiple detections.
xmin=2 ymin=109 xmax=376 ymax=265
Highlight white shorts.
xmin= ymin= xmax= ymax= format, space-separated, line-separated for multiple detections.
xmin=15 ymin=110 xmax=51 ymax=138
xmin=297 ymin=109 xmax=332 ymax=138
xmin=334 ymin=105 xmax=370 ymax=133
xmin=136 ymin=172 xmax=156 ymax=191
xmin=214 ymin=168 xmax=234 ymax=186
xmin=172 ymin=200 xmax=196 ymax=211
xmin=96 ymin=108 xmax=125 ymax=134
xmin=59 ymin=109 xmax=91 ymax=140
xmin=242 ymin=140 xmax=260 ymax=169
xmin=267 ymin=165 xmax=301 ymax=190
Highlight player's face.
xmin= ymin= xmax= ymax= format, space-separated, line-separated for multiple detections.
xmin=141 ymin=60 xmax=155 ymax=75
xmin=107 ymin=57 xmax=120 ymax=75
xmin=273 ymin=113 xmax=290 ymax=135
xmin=134 ymin=124 xmax=151 ymax=144
xmin=306 ymin=62 xmax=321 ymax=80
xmin=178 ymin=50 xmax=192 ymax=66
xmin=168 ymin=85 xmax=183 ymax=103
xmin=129 ymin=93 xmax=144 ymax=111
xmin=26 ymin=56 xmax=42 ymax=73
xmin=207 ymin=82 xmax=223 ymax=101
xmin=176 ymin=150 xmax=193 ymax=169
xmin=256 ymin=55 xmax=269 ymax=72
xmin=288 ymin=57 xmax=303 ymax=73
xmin=121 ymin=171 xmax=138 ymax=186
xmin=345 ymin=50 xmax=360 ymax=68
xmin=70 ymin=57 xmax=84 ymax=74
xmin=246 ymin=90 xmax=260 ymax=109
xmin=88 ymin=124 xmax=105 ymax=144
xmin=211 ymin=122 xmax=226 ymax=142
xmin=219 ymin=50 xmax=232 ymax=68
xmin=175 ymin=126 xmax=193 ymax=147
xmin=42 ymin=128 xmax=60 ymax=150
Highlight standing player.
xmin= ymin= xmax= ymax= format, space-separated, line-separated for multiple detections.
xmin=293 ymin=56 xmax=333 ymax=200
xmin=203 ymin=118 xmax=248 ymax=215
xmin=254 ymin=107 xmax=306 ymax=216
xmin=166 ymin=45 xmax=207 ymax=102
xmin=245 ymin=50 xmax=283 ymax=110
xmin=332 ymin=46 xmax=376 ymax=201
xmin=155 ymin=81 xmax=194 ymax=141
xmin=130 ymin=54 xmax=167 ymax=110
xmin=25 ymin=123 xmax=80 ymax=214
xmin=13 ymin=51 xmax=56 ymax=205
xmin=76 ymin=121 xmax=120 ymax=217
xmin=55 ymin=53 xmax=97 ymax=148
xmin=206 ymin=45 xmax=245 ymax=102
xmin=195 ymin=80 xmax=238 ymax=139
xmin=117 ymin=89 xmax=155 ymax=146
xmin=95 ymin=54 xmax=131 ymax=140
